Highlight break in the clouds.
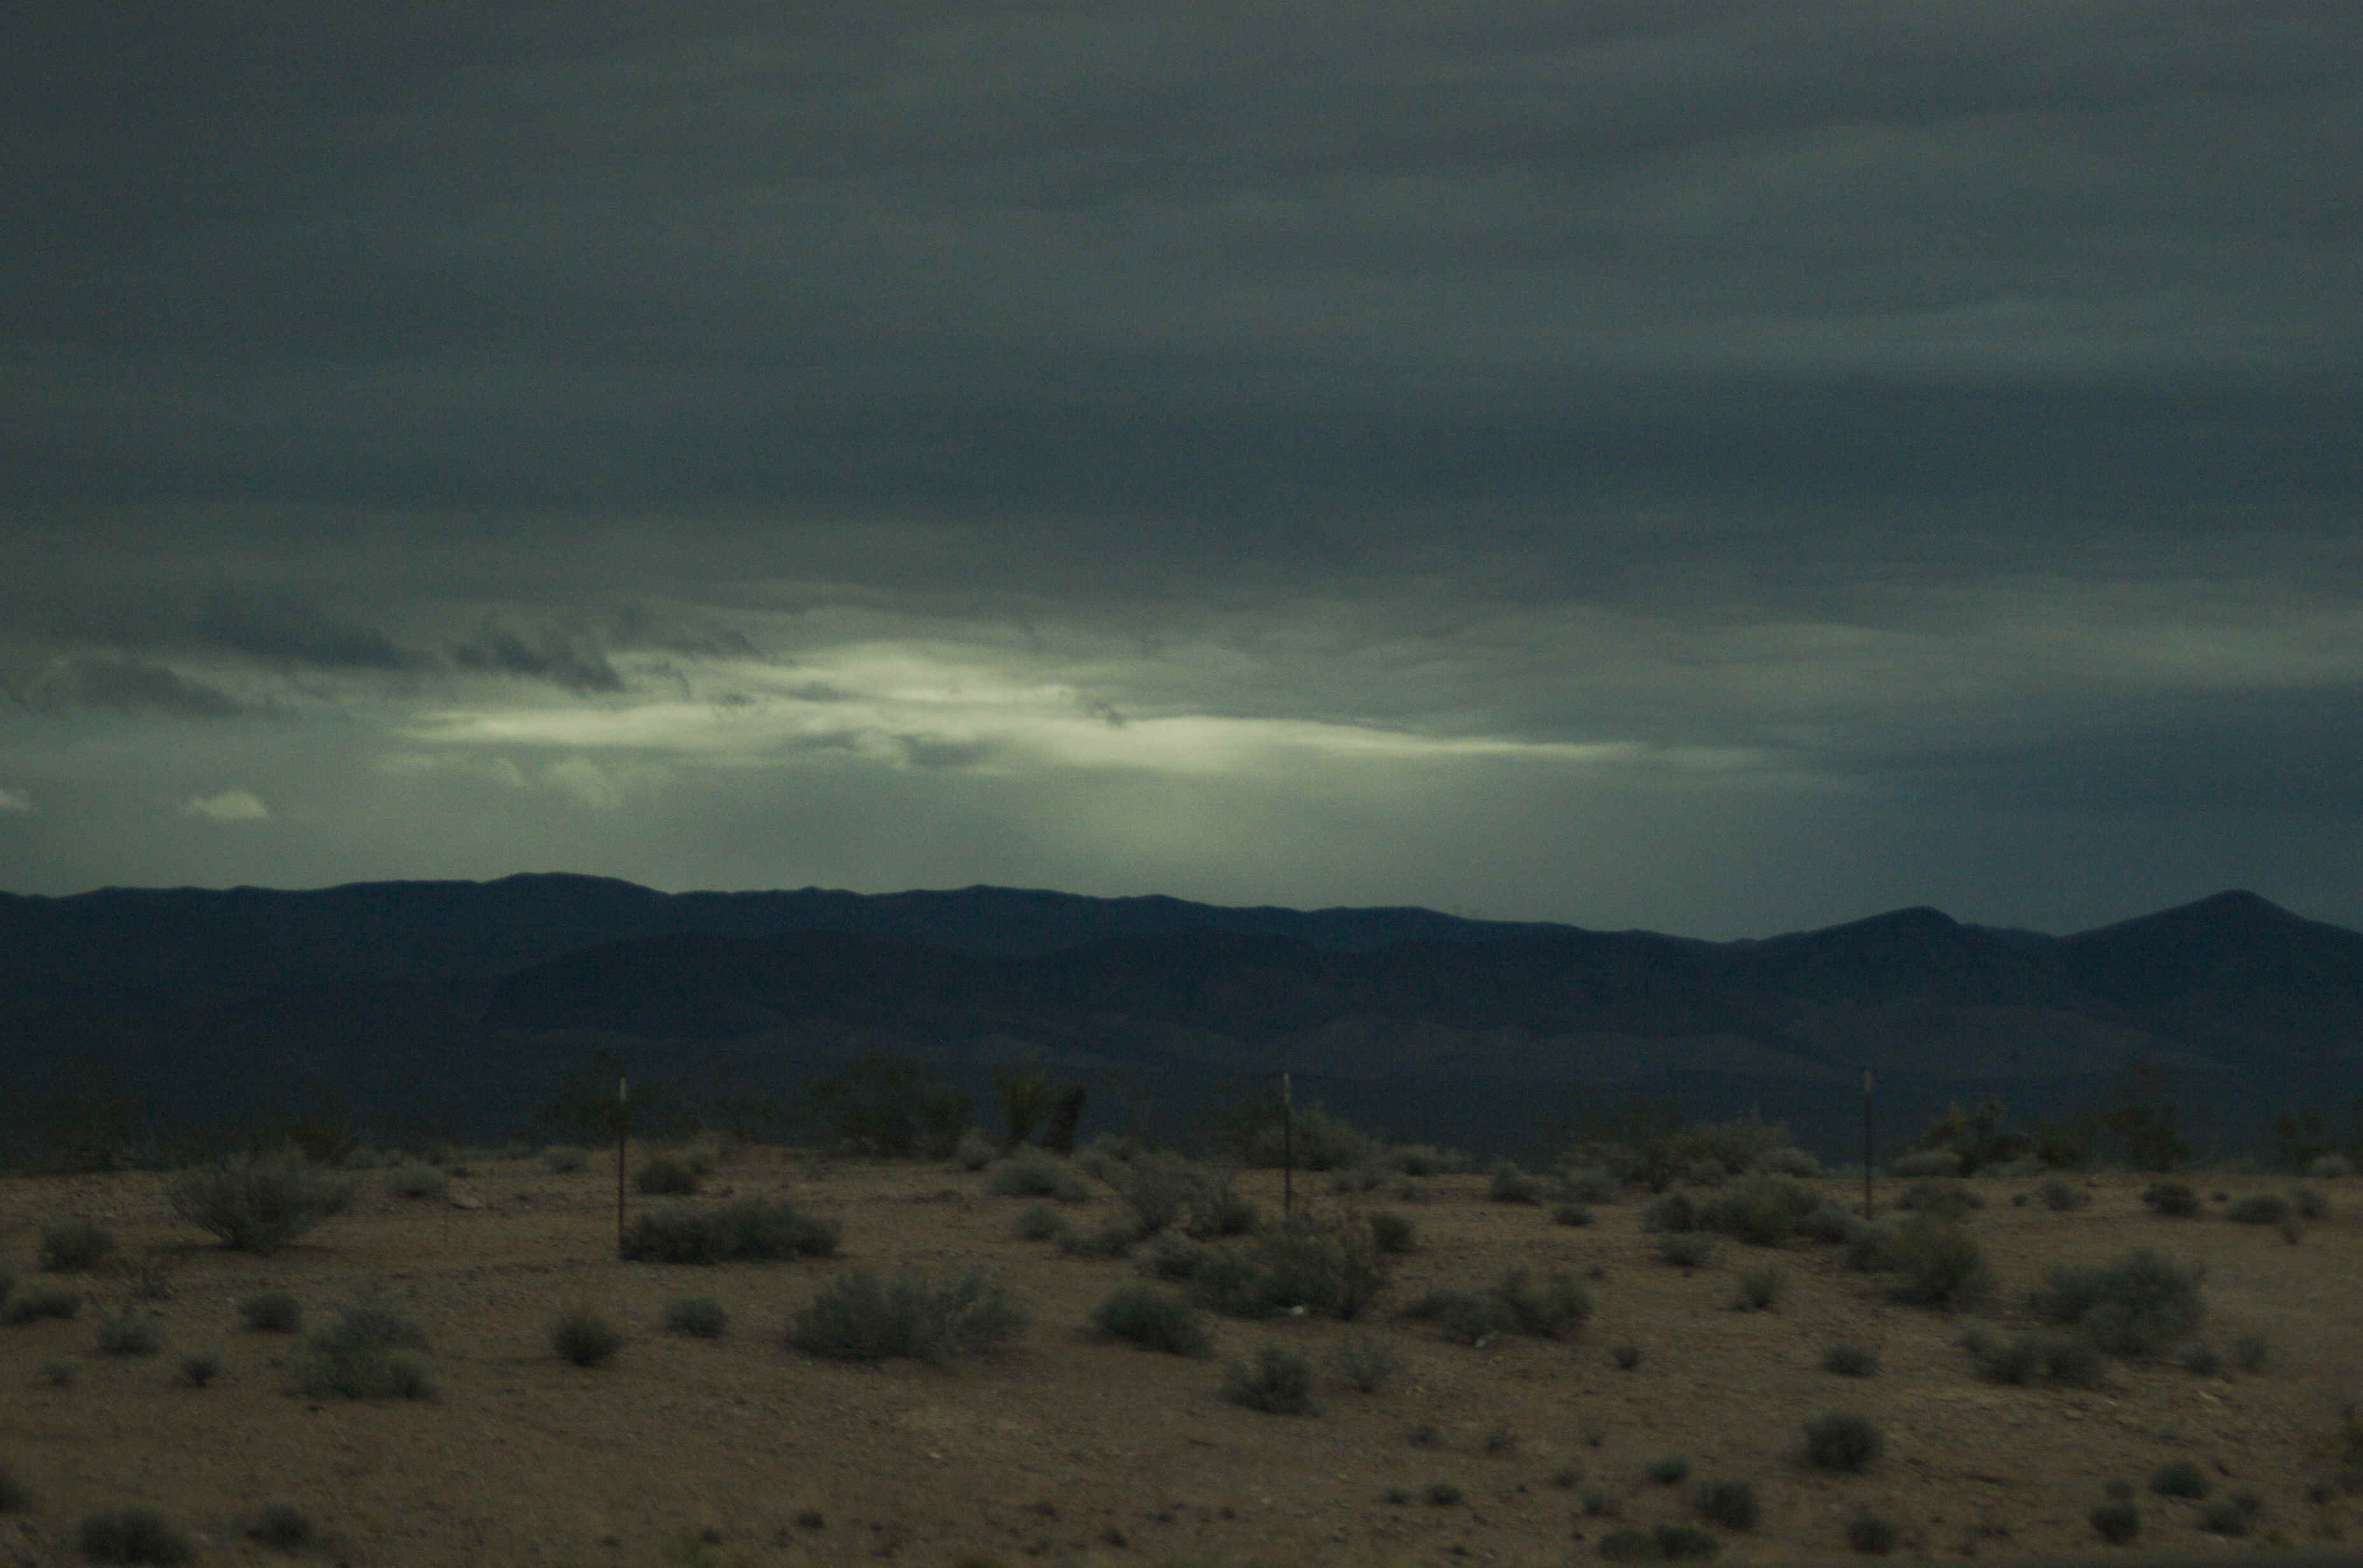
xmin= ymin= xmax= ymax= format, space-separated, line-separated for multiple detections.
xmin=4 ymin=3 xmax=2362 ymax=936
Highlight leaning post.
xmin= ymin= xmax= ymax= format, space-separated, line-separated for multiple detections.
xmin=616 ymin=1077 xmax=630 ymax=1258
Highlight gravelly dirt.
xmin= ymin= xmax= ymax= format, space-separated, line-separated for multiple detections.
xmin=2 ymin=1152 xmax=2359 ymax=1567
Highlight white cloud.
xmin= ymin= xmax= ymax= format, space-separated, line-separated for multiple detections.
xmin=183 ymin=789 xmax=272 ymax=823
xmin=0 ymin=785 xmax=31 ymax=813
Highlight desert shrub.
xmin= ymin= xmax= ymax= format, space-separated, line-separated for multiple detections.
xmin=290 ymin=1292 xmax=435 ymax=1401
xmin=2141 ymin=1181 xmax=2199 ymax=1217
xmin=78 ymin=1509 xmax=194 ymax=1564
xmin=1659 ymin=1232 xmax=1718 ymax=1269
xmin=552 ymin=1307 xmax=621 ymax=1366
xmin=1702 ymin=1175 xmax=1819 ymax=1245
xmin=1646 ymin=1455 xmax=1691 ymax=1485
xmin=1846 ymin=1513 xmax=1900 ymax=1555
xmin=384 ymin=1162 xmax=449 ymax=1199
xmin=1092 ymin=1285 xmax=1210 ymax=1356
xmin=2028 ymin=1247 xmax=2205 ymax=1357
xmin=1559 ymin=1166 xmax=1620 ymax=1203
xmin=2232 ymin=1332 xmax=2271 ymax=1373
xmin=1488 ymin=1161 xmax=1544 ymax=1203
xmin=1796 ymin=1201 xmax=1858 ymax=1243
xmin=169 ymin=1154 xmax=355 ymax=1255
xmin=1220 ymin=1345 xmax=1316 ymax=1414
xmin=1013 ymin=1203 xmax=1062 ymax=1241
xmin=95 ymin=1313 xmax=161 ymax=1356
xmin=1399 ymin=1288 xmax=1516 ymax=1346
xmin=663 ymin=1296 xmax=730 ymax=1338
xmin=0 ymin=1268 xmax=12 ymax=1304
xmin=987 ymin=1150 xmax=1094 ymax=1201
xmin=2197 ymin=1498 xmax=2249 ymax=1536
xmin=1424 ymin=1481 xmax=1463 ymax=1505
xmin=2180 ymin=1341 xmax=2222 ymax=1376
xmin=1803 ymin=1411 xmax=1882 ymax=1471
xmin=808 ymin=1052 xmax=975 ymax=1159
xmin=1108 ymin=1150 xmax=1209 ymax=1231
xmin=619 ymin=1199 xmax=838 ymax=1264
xmin=1325 ymin=1334 xmax=1401 ymax=1392
xmin=248 ymin=1504 xmax=313 ymax=1551
xmin=240 ymin=1292 xmax=302 ymax=1333
xmin=178 ymin=1352 xmax=220 ymax=1387
xmin=1193 ymin=1212 xmax=1390 ymax=1321
xmin=2227 ymin=1192 xmax=2291 ymax=1225
xmin=1754 ymin=1146 xmax=1821 ymax=1178
xmin=2039 ymin=1176 xmax=2088 ymax=1211
xmin=1884 ymin=1218 xmax=1991 ymax=1310
xmin=787 ymin=1269 xmax=1026 ymax=1362
xmin=1369 ymin=1211 xmax=1416 ymax=1254
xmin=1613 ymin=1343 xmax=1642 ymax=1369
xmin=943 ymin=1126 xmax=994 ymax=1171
xmin=1330 ymin=1164 xmax=1386 ymax=1194
xmin=2089 ymin=1501 xmax=2140 ymax=1544
xmin=1968 ymin=1331 xmax=2104 ymax=1388
xmin=1843 ymin=1221 xmax=1902 ymax=1272
xmin=1651 ymin=1525 xmax=1721 ymax=1560
xmin=1492 ymin=1267 xmax=1593 ymax=1338
xmin=1136 ymin=1231 xmax=1205 ymax=1281
xmin=1823 ymin=1343 xmax=1879 ymax=1376
xmin=1388 ymin=1143 xmax=1469 ymax=1176
xmin=1553 ymin=1202 xmax=1594 ymax=1227
xmin=2293 ymin=1185 xmax=2331 ymax=1219
xmin=2309 ymin=1154 xmax=2353 ymax=1179
xmin=0 ymin=1464 xmax=25 ymax=1510
xmin=2150 ymin=1459 xmax=2209 ymax=1498
xmin=320 ymin=1295 xmax=429 ymax=1353
xmin=1694 ymin=1480 xmax=1758 ymax=1530
xmin=1596 ymin=1529 xmax=1661 ymax=1562
xmin=635 ymin=1155 xmax=698 ymax=1196
xmin=1056 ymin=1213 xmax=1142 ymax=1258
xmin=1889 ymin=1148 xmax=1961 ymax=1179
xmin=1642 ymin=1192 xmax=1700 ymax=1233
xmin=542 ymin=1144 xmax=588 ymax=1173
xmin=39 ymin=1220 xmax=116 ymax=1271
xmin=1732 ymin=1266 xmax=1784 ymax=1311
xmin=40 ymin=1358 xmax=74 ymax=1385
xmin=1896 ymin=1180 xmax=1982 ymax=1222
xmin=2 ymin=1287 xmax=80 ymax=1324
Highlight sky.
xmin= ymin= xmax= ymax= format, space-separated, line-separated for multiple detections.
xmin=4 ymin=2 xmax=2362 ymax=939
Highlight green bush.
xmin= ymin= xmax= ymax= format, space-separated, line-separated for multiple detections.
xmin=1425 ymin=1481 xmax=1463 ymax=1505
xmin=2180 ymin=1341 xmax=2222 ymax=1376
xmin=248 ymin=1504 xmax=313 ymax=1551
xmin=1659 ymin=1232 xmax=1717 ymax=1269
xmin=552 ymin=1307 xmax=622 ymax=1366
xmin=1896 ymin=1180 xmax=1982 ymax=1222
xmin=1846 ymin=1513 xmax=1898 ymax=1555
xmin=1823 ymin=1342 xmax=1879 ymax=1376
xmin=2 ymin=1287 xmax=80 ymax=1325
xmin=2038 ymin=1176 xmax=2088 ymax=1211
xmin=1732 ymin=1266 xmax=1784 ymax=1311
xmin=1553 ymin=1202 xmax=1594 ymax=1227
xmin=1889 ymin=1148 xmax=1961 ymax=1178
xmin=178 ymin=1352 xmax=221 ymax=1388
xmin=2232 ymin=1332 xmax=2271 ymax=1373
xmin=169 ymin=1154 xmax=356 ymax=1255
xmin=1369 ymin=1211 xmax=1417 ymax=1253
xmin=1803 ymin=1411 xmax=1882 ymax=1471
xmin=2141 ymin=1181 xmax=2199 ymax=1217
xmin=1884 ymin=1218 xmax=1991 ymax=1310
xmin=95 ymin=1313 xmax=161 ymax=1357
xmin=1400 ymin=1288 xmax=1516 ymax=1345
xmin=663 ymin=1296 xmax=730 ymax=1338
xmin=1013 ymin=1203 xmax=1062 ymax=1241
xmin=386 ymin=1162 xmax=449 ymax=1199
xmin=619 ymin=1199 xmax=839 ymax=1264
xmin=2149 ymin=1459 xmax=2209 ymax=1499
xmin=39 ymin=1220 xmax=116 ymax=1272
xmin=1490 ymin=1267 xmax=1593 ymax=1338
xmin=2228 ymin=1193 xmax=2291 ymax=1225
xmin=542 ymin=1144 xmax=589 ymax=1173
xmin=1796 ymin=1201 xmax=1858 ymax=1243
xmin=1091 ymin=1285 xmax=1210 ymax=1356
xmin=635 ymin=1155 xmax=699 ymax=1196
xmin=1190 ymin=1213 xmax=1390 ymax=1321
xmin=78 ymin=1509 xmax=194 ymax=1564
xmin=1642 ymin=1192 xmax=1700 ymax=1233
xmin=288 ymin=1294 xmax=436 ymax=1400
xmin=2089 ymin=1501 xmax=2140 ymax=1544
xmin=1558 ymin=1166 xmax=1619 ymax=1204
xmin=1694 ymin=1480 xmax=1757 ymax=1530
xmin=987 ymin=1150 xmax=1093 ymax=1201
xmin=1325 ymin=1334 xmax=1401 ymax=1392
xmin=1647 ymin=1455 xmax=1691 ymax=1485
xmin=1967 ymin=1331 xmax=2103 ymax=1388
xmin=2293 ymin=1185 xmax=2330 ymax=1219
xmin=1220 ymin=1345 xmax=1316 ymax=1414
xmin=2028 ymin=1247 xmax=2205 ymax=1357
xmin=1613 ymin=1343 xmax=1642 ymax=1369
xmin=1488 ymin=1161 xmax=1544 ymax=1203
xmin=787 ymin=1270 xmax=1027 ymax=1362
xmin=240 ymin=1292 xmax=302 ymax=1333
xmin=2197 ymin=1498 xmax=2249 ymax=1536
xmin=1136 ymin=1231 xmax=1204 ymax=1281
xmin=1108 ymin=1151 xmax=1239 ymax=1234
xmin=1702 ymin=1175 xmax=1819 ymax=1245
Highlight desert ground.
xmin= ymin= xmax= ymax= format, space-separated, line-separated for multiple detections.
xmin=3 ymin=1143 xmax=2360 ymax=1568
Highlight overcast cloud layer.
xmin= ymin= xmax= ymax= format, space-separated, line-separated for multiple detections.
xmin=5 ymin=2 xmax=2362 ymax=937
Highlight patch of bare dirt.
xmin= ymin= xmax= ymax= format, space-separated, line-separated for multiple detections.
xmin=3 ymin=1154 xmax=2359 ymax=1566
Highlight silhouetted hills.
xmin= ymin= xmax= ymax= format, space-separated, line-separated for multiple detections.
xmin=4 ymin=877 xmax=2360 ymax=1157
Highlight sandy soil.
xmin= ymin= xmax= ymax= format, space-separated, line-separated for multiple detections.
xmin=3 ymin=1150 xmax=2359 ymax=1567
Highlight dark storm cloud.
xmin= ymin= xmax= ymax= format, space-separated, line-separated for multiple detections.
xmin=3 ymin=3 xmax=2362 ymax=931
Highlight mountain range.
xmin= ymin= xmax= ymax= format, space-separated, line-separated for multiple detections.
xmin=5 ymin=875 xmax=2360 ymax=1160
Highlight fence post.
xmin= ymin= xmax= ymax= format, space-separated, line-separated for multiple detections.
xmin=1281 ymin=1072 xmax=1294 ymax=1220
xmin=616 ymin=1077 xmax=629 ymax=1257
xmin=1861 ymin=1071 xmax=1875 ymax=1220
